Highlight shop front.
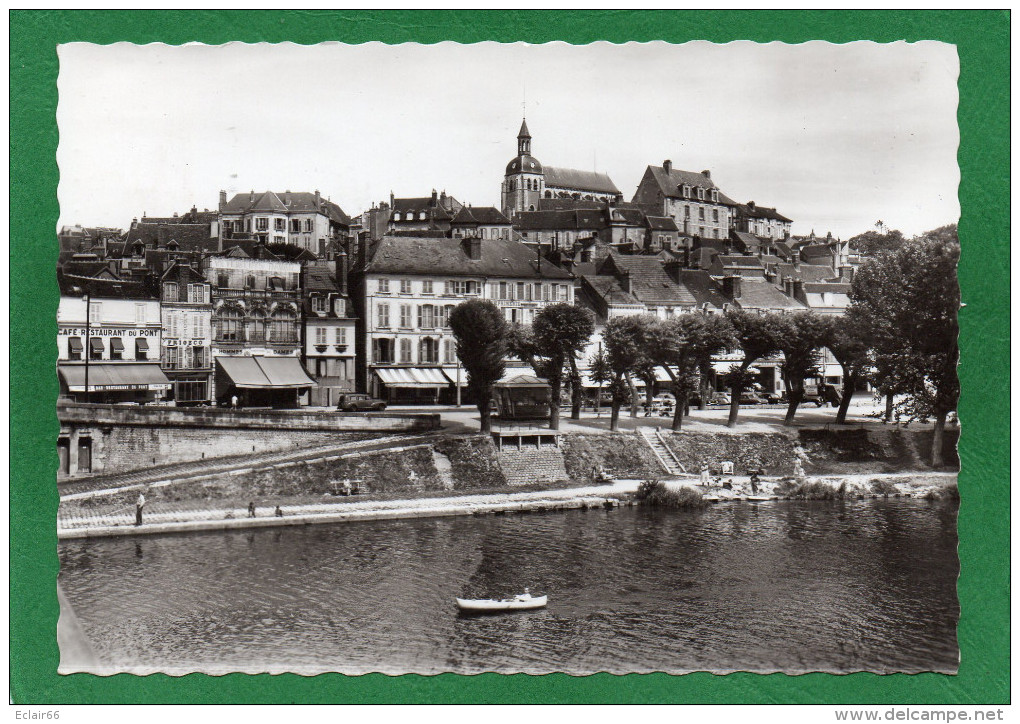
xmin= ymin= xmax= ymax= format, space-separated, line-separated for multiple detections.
xmin=214 ymin=355 xmax=317 ymax=409
xmin=57 ymin=362 xmax=172 ymax=404
xmin=371 ymin=367 xmax=452 ymax=405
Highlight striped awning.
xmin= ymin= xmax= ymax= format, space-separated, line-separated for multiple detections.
xmin=374 ymin=367 xmax=452 ymax=389
xmin=216 ymin=356 xmax=316 ymax=389
xmin=58 ymin=363 xmax=172 ymax=392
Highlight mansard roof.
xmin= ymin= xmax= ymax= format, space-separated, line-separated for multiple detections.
xmin=366 ymin=236 xmax=573 ymax=280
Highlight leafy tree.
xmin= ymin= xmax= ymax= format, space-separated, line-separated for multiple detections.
xmin=775 ymin=312 xmax=832 ymax=425
xmin=602 ymin=315 xmax=657 ymax=431
xmin=823 ymin=310 xmax=873 ymax=424
xmin=588 ymin=345 xmax=612 ymax=416
xmin=449 ymin=300 xmax=508 ymax=434
xmin=723 ymin=310 xmax=786 ymax=427
xmin=530 ymin=304 xmax=595 ymax=430
xmin=849 ymin=226 xmax=960 ymax=465
xmin=848 ymin=227 xmax=906 ymax=257
xmin=659 ymin=314 xmax=737 ymax=431
xmin=693 ymin=314 xmax=738 ymax=414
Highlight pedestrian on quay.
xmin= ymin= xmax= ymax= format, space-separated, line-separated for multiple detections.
xmin=135 ymin=491 xmax=146 ymax=526
xmin=275 ymin=505 xmax=284 ymax=517
xmin=750 ymin=471 xmax=760 ymax=495
xmin=700 ymin=465 xmax=711 ymax=485
xmin=231 ymin=394 xmax=239 ymax=410
xmin=248 ymin=501 xmax=256 ymax=518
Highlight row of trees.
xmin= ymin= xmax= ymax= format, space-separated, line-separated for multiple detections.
xmin=448 ymin=225 xmax=959 ymax=465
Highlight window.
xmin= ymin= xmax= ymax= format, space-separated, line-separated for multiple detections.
xmin=315 ymin=327 xmax=328 ymax=345
xmin=164 ymin=345 xmax=180 ymax=370
xmin=245 ymin=275 xmax=257 ymax=289
xmin=682 ymin=185 xmax=691 ymax=198
xmin=135 ymin=338 xmax=149 ymax=360
xmin=393 ymin=213 xmax=401 ymax=222
xmin=192 ymin=346 xmax=208 ymax=369
xmin=215 ymin=308 xmax=243 ymax=341
xmin=443 ymin=305 xmax=455 ymax=328
xmin=684 ymin=205 xmax=691 ymax=219
xmin=400 ymin=279 xmax=412 ymax=295
xmin=419 ymin=212 xmax=427 ymax=221
xmin=516 ymin=282 xmax=525 ymax=300
xmin=542 ymin=284 xmax=551 ymax=302
xmin=333 ymin=298 xmax=345 ymax=317
xmin=245 ymin=219 xmax=252 ymax=233
xmin=67 ymin=336 xmax=82 ymax=360
xmin=400 ymin=338 xmax=412 ymax=363
xmin=291 ymin=219 xmax=301 ymax=232
xmin=373 ymin=338 xmax=394 ymax=364
xmin=335 ymin=327 xmax=347 ymax=345
xmin=217 ymin=272 xmax=230 ymax=289
xmin=313 ymin=295 xmax=328 ymax=314
xmin=711 ymin=190 xmax=719 ymax=202
xmin=377 ymin=303 xmax=390 ymax=328
xmin=421 ymin=280 xmax=433 ymax=295
xmin=163 ymin=282 xmax=179 ymax=301
xmin=89 ymin=301 xmax=102 ymax=322
xmin=194 ymin=314 xmax=206 ymax=339
xmin=446 ymin=280 xmax=478 ymax=295
xmin=249 ymin=310 xmax=266 ymax=342
xmin=305 ymin=219 xmax=313 ymax=232
xmin=377 ymin=278 xmax=390 ymax=294
xmin=418 ymin=304 xmax=435 ymax=329
xmin=271 ymin=309 xmax=297 ymax=343
xmin=188 ymin=284 xmax=206 ymax=303
xmin=499 ymin=282 xmax=507 ymax=300
xmin=419 ymin=337 xmax=438 ymax=364
xmin=275 ymin=218 xmax=285 ymax=231
xmin=399 ymin=304 xmax=412 ymax=328
xmin=699 ymin=208 xmax=705 ymax=220
xmin=713 ymin=209 xmax=719 ymax=222
xmin=697 ymin=188 xmax=705 ymax=200
xmin=443 ymin=339 xmax=456 ymax=364
xmin=268 ymin=276 xmax=285 ymax=291
xmin=256 ymin=217 xmax=269 ymax=231
xmin=560 ymin=285 xmax=569 ymax=302
xmin=134 ymin=303 xmax=146 ymax=324
xmin=534 ymin=283 xmax=542 ymax=301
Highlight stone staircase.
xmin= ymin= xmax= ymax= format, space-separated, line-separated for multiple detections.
xmin=638 ymin=427 xmax=687 ymax=476
xmin=497 ymin=443 xmax=570 ymax=487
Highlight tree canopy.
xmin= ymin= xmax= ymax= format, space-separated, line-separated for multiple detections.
xmin=723 ymin=310 xmax=786 ymax=427
xmin=775 ymin=312 xmax=831 ymax=425
xmin=449 ymin=300 xmax=508 ymax=433
xmin=530 ymin=303 xmax=595 ymax=429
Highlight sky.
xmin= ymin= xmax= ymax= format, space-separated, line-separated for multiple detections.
xmin=57 ymin=41 xmax=959 ymax=239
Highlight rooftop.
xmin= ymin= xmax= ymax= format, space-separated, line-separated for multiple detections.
xmin=366 ymin=236 xmax=573 ymax=280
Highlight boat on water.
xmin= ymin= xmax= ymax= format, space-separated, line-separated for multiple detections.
xmin=456 ymin=589 xmax=547 ymax=613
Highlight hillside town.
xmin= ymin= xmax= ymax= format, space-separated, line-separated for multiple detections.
xmin=57 ymin=118 xmax=866 ymax=416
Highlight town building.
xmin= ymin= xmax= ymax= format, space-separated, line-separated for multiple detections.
xmin=383 ymin=190 xmax=463 ymax=235
xmin=201 ymin=248 xmax=315 ymax=408
xmin=159 ymin=261 xmax=214 ymax=405
xmin=501 ymin=119 xmax=622 ymax=218
xmin=218 ymin=190 xmax=352 ymax=255
xmin=56 ymin=272 xmax=170 ymax=408
xmin=350 ymin=234 xmax=574 ymax=403
xmin=302 ymin=258 xmax=357 ymax=406
xmin=632 ymin=160 xmax=733 ymax=242
xmin=731 ymin=201 xmax=793 ymax=240
xmin=449 ymin=205 xmax=513 ymax=240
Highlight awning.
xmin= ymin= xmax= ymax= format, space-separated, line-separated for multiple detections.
xmin=67 ymin=337 xmax=83 ymax=353
xmin=496 ymin=372 xmax=549 ymax=388
xmin=216 ymin=356 xmax=316 ymax=389
xmin=58 ymin=363 xmax=172 ymax=392
xmin=654 ymin=366 xmax=679 ymax=382
xmin=135 ymin=338 xmax=149 ymax=352
xmin=110 ymin=337 xmax=125 ymax=353
xmin=375 ymin=367 xmax=452 ymax=389
xmin=88 ymin=338 xmax=104 ymax=354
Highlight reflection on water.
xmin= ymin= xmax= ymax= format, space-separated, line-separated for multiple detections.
xmin=58 ymin=500 xmax=959 ymax=675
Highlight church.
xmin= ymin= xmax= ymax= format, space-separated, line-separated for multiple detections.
xmin=500 ymin=119 xmax=623 ymax=219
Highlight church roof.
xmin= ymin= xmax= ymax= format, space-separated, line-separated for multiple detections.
xmin=518 ymin=118 xmax=531 ymax=138
xmin=543 ymin=166 xmax=620 ymax=195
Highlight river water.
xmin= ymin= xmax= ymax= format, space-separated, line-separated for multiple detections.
xmin=58 ymin=500 xmax=959 ymax=675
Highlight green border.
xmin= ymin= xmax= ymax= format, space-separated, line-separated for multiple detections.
xmin=10 ymin=10 xmax=1009 ymax=704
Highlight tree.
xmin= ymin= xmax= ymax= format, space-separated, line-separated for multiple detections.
xmin=723 ymin=310 xmax=786 ymax=427
xmin=775 ymin=312 xmax=832 ymax=425
xmin=449 ymin=300 xmax=508 ymax=434
xmin=849 ymin=226 xmax=960 ymax=465
xmin=848 ymin=227 xmax=906 ymax=257
xmin=530 ymin=304 xmax=595 ymax=430
xmin=602 ymin=315 xmax=657 ymax=431
xmin=588 ymin=345 xmax=612 ymax=416
xmin=823 ymin=310 xmax=873 ymax=424
xmin=659 ymin=314 xmax=737 ymax=431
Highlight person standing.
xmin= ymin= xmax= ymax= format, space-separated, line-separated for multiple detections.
xmin=248 ymin=501 xmax=256 ymax=518
xmin=135 ymin=492 xmax=146 ymax=526
xmin=231 ymin=393 xmax=239 ymax=410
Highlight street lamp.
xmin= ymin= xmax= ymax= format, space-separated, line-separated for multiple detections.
xmin=82 ymin=291 xmax=91 ymax=404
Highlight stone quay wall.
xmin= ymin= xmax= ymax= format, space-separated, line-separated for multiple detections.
xmin=57 ymin=403 xmax=440 ymax=478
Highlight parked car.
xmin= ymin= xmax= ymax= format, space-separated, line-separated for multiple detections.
xmin=739 ymin=391 xmax=765 ymax=405
xmin=337 ymin=393 xmax=387 ymax=412
xmin=689 ymin=391 xmax=730 ymax=406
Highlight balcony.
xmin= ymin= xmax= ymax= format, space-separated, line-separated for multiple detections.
xmin=215 ymin=288 xmax=298 ymax=301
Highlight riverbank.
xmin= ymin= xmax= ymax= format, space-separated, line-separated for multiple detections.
xmin=58 ymin=471 xmax=957 ymax=539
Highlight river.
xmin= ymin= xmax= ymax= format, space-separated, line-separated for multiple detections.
xmin=58 ymin=499 xmax=959 ymax=675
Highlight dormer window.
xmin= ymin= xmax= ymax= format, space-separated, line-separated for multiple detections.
xmin=697 ymin=188 xmax=706 ymax=201
xmin=312 ymin=295 xmax=328 ymax=314
xmin=419 ymin=211 xmax=427 ymax=221
xmin=682 ymin=185 xmax=691 ymax=199
xmin=711 ymin=189 xmax=719 ymax=203
xmin=393 ymin=212 xmax=402 ymax=222
xmin=333 ymin=298 xmax=345 ymax=317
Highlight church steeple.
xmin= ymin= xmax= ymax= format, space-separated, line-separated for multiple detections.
xmin=517 ymin=118 xmax=532 ymax=155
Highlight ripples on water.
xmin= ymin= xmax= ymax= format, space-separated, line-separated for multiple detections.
xmin=59 ymin=500 xmax=959 ymax=675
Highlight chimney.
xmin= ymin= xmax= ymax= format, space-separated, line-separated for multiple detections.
xmin=722 ymin=274 xmax=741 ymax=300
xmin=314 ymin=190 xmax=320 ymax=208
xmin=702 ymin=169 xmax=711 ymax=179
xmin=358 ymin=230 xmax=370 ymax=269
xmin=430 ymin=189 xmax=438 ymax=206
xmin=663 ymin=160 xmax=672 ymax=174
xmin=463 ymin=236 xmax=482 ymax=261
xmin=792 ymin=279 xmax=805 ymax=300
xmin=172 ymin=212 xmax=178 ymax=218
xmin=621 ymin=271 xmax=633 ymax=295
xmin=336 ymin=248 xmax=349 ymax=295
xmin=783 ymin=276 xmax=794 ymax=297
xmin=764 ymin=267 xmax=777 ymax=284
xmin=250 ymin=190 xmax=255 ymax=202
xmin=747 ymin=200 xmax=755 ymax=211
xmin=389 ymin=191 xmax=395 ymax=209
xmin=219 ymin=190 xmax=227 ymax=208
xmin=839 ymin=265 xmax=854 ymax=282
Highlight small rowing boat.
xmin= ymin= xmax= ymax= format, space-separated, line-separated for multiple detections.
xmin=456 ymin=589 xmax=547 ymax=613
